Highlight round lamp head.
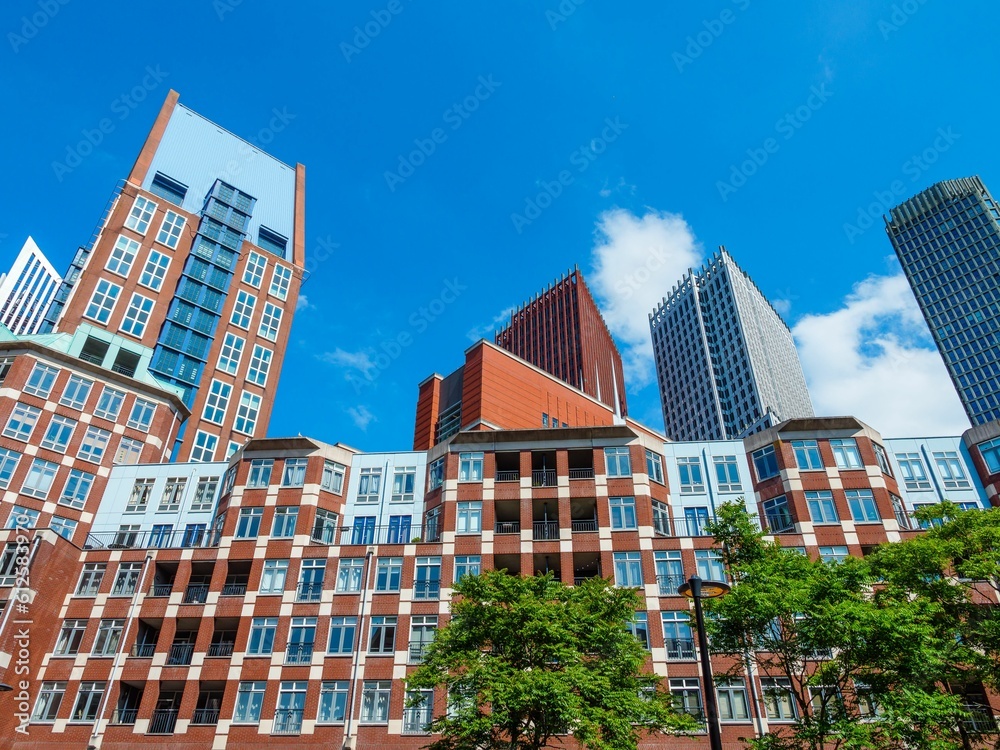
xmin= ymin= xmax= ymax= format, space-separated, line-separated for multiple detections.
xmin=677 ymin=578 xmax=731 ymax=599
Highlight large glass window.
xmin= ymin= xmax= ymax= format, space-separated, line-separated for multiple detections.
xmin=84 ymin=280 xmax=121 ymax=324
xmin=60 ymin=375 xmax=93 ymax=409
xmin=272 ymin=507 xmax=298 ymax=538
xmin=55 ymin=619 xmax=88 ymax=655
xmin=791 ymin=440 xmax=823 ymax=470
xmin=654 ymin=551 xmax=684 ymax=595
xmin=247 ymin=345 xmax=272 ymax=386
xmin=713 ymin=455 xmax=742 ymax=492
xmin=247 ymin=617 xmax=278 ymax=655
xmin=979 ymin=438 xmax=1000 ymax=474
xmin=94 ymin=387 xmax=125 ymax=420
xmin=70 ymin=682 xmax=105 ymax=723
xmin=645 ymin=450 xmax=664 ymax=483
xmin=217 ymin=332 xmax=245 ymax=375
xmin=357 ymin=467 xmax=382 ymax=502
xmin=456 ymin=501 xmax=482 ymax=534
xmin=718 ymin=680 xmax=751 ymax=722
xmin=24 ymin=363 xmax=59 ymax=397
xmin=92 ymin=619 xmax=125 ymax=656
xmin=613 ymin=552 xmax=643 ymax=587
xmin=375 ymin=557 xmax=403 ymax=592
xmin=662 ymin=611 xmax=694 ymax=659
xmin=846 ymin=489 xmax=880 ymax=522
xmin=156 ymin=211 xmax=186 ymax=249
xmin=414 ymin=556 xmax=441 ymax=599
xmin=806 ymin=490 xmax=838 ymax=524
xmin=605 ymin=447 xmax=631 ymax=477
xmin=392 ymin=468 xmax=416 ymax=502
xmin=695 ymin=550 xmax=727 ymax=582
xmin=454 ymin=555 xmax=481 ymax=582
xmin=328 ymin=617 xmax=357 ymax=654
xmin=243 ymin=251 xmax=267 ymax=288
xmin=360 ymin=681 xmax=391 ymax=723
xmin=21 ymin=457 xmax=59 ymax=498
xmin=752 ymin=444 xmax=779 ymax=480
xmin=609 ymin=496 xmax=637 ymax=529
xmin=428 ymin=457 xmax=444 ymax=489
xmin=762 ymin=495 xmax=794 ymax=533
xmin=322 ymin=460 xmax=345 ymax=493
xmin=336 ymin=558 xmax=365 ymax=592
xmin=368 ymin=616 xmax=397 ymax=654
xmin=32 ymin=681 xmax=66 ymax=722
xmin=282 ymin=457 xmax=307 ymax=486
xmin=0 ymin=447 xmax=19 ymax=490
xmin=139 ymin=249 xmax=170 ymax=291
xmin=125 ymin=196 xmax=156 ymax=234
xmin=234 ymin=391 xmax=261 ymax=435
xmin=203 ymin=380 xmax=232 ymax=424
xmin=4 ymin=402 xmax=41 ymax=440
xmin=236 ymin=508 xmax=263 ymax=538
xmin=106 ymin=235 xmax=140 ymax=277
xmin=40 ymin=414 xmax=76 ymax=452
xmin=933 ymin=451 xmax=971 ymax=489
xmin=627 ymin=611 xmax=649 ymax=649
xmin=318 ymin=681 xmax=349 ymax=723
xmin=259 ymin=560 xmax=289 ymax=594
xmin=831 ymin=438 xmax=862 ymax=469
xmin=669 ymin=678 xmax=703 ymax=720
xmin=248 ymin=458 xmax=273 ymax=487
xmin=270 ymin=264 xmax=292 ymax=300
xmin=762 ymin=678 xmax=798 ymax=720
xmin=677 ymin=457 xmax=704 ymax=493
xmin=119 ymin=293 xmax=154 ymax=337
xmin=258 ymin=302 xmax=282 ymax=341
xmin=231 ymin=290 xmax=256 ymax=329
xmin=233 ymin=681 xmax=266 ymax=723
xmin=127 ymin=398 xmax=156 ymax=431
xmin=459 ymin=452 xmax=483 ymax=482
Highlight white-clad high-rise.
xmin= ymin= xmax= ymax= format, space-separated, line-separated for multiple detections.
xmin=0 ymin=236 xmax=61 ymax=335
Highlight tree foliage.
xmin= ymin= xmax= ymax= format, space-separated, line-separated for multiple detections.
xmin=405 ymin=570 xmax=698 ymax=750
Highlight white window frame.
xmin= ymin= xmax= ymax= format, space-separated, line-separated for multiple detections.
xmin=234 ymin=391 xmax=262 ymax=436
xmin=138 ymin=249 xmax=170 ymax=291
xmin=230 ymin=290 xmax=256 ymax=330
xmin=217 ymin=332 xmax=245 ymax=375
xmin=243 ymin=251 xmax=267 ymax=288
xmin=83 ymin=280 xmax=121 ymax=324
xmin=105 ymin=235 xmax=141 ymax=278
xmin=247 ymin=344 xmax=272 ymax=386
xmin=124 ymin=195 xmax=156 ymax=234
xmin=258 ymin=302 xmax=283 ymax=342
xmin=203 ymin=379 xmax=232 ymax=425
xmin=156 ymin=210 xmax=186 ymax=249
xmin=119 ymin=292 xmax=154 ymax=337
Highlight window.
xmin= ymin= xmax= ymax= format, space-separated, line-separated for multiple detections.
xmin=233 ymin=681 xmax=266 ymax=723
xmin=265 ymin=507 xmax=297 ymax=539
xmin=248 ymin=617 xmax=278 ymax=655
xmin=896 ymin=452 xmax=930 ymax=489
xmin=0 ymin=356 xmax=12 ymax=385
xmin=369 ymin=616 xmax=397 ymax=654
xmin=150 ymin=172 xmax=187 ymax=204
xmin=139 ymin=249 xmax=170 ymax=290
xmin=159 ymin=477 xmax=187 ymax=511
xmin=248 ymin=458 xmax=274 ymax=487
xmin=613 ymin=552 xmax=643 ymax=587
xmin=127 ymin=398 xmax=156 ymax=431
xmin=328 ymin=617 xmax=357 ymax=655
xmin=4 ymin=402 xmax=41 ymax=440
xmin=627 ymin=611 xmax=650 ymax=649
xmin=762 ymin=495 xmax=794 ymax=533
xmin=454 ymin=555 xmax=481 ymax=582
xmin=677 ymin=456 xmax=705 ymax=493
xmin=92 ymin=619 xmax=125 ymax=656
xmin=351 ymin=518 xmax=375 ymax=547
xmin=286 ymin=618 xmax=317 ymax=663
xmin=669 ymin=678 xmax=703 ymax=720
xmin=414 ymin=556 xmax=441 ymax=599
xmin=819 ymin=546 xmax=849 ymax=564
xmin=652 ymin=500 xmax=671 ymax=536
xmin=60 ymin=375 xmax=93 ymax=409
xmin=357 ymin=467 xmax=382 ymax=502
xmin=655 ymin=551 xmax=685 ymax=595
xmin=752 ymin=444 xmax=779 ymax=480
xmin=270 ymin=264 xmax=292 ymax=300
xmin=258 ymin=302 xmax=282 ymax=341
xmin=112 ymin=524 xmax=140 ymax=548
xmin=318 ymin=681 xmax=349 ymax=723
xmin=282 ymin=457 xmax=308 ymax=486
xmin=190 ymin=431 xmax=218 ymax=462
xmin=376 ymin=557 xmax=403 ymax=592
xmin=111 ymin=562 xmax=142 ymax=595
xmin=55 ymin=619 xmax=88 ymax=655
xmin=234 ymin=391 xmax=261 ymax=435
xmin=311 ymin=509 xmax=339 ymax=544
xmin=190 ymin=477 xmax=218 ymax=511
xmin=322 ymin=460 xmax=345 ymax=493
xmin=609 ymin=496 xmax=637 ymax=529
xmin=51 ymin=516 xmax=78 ymax=541
xmin=125 ymin=196 xmax=156 ymax=234
xmin=236 ymin=508 xmax=263 ymax=538
xmin=713 ymin=455 xmax=742 ymax=492
xmin=806 ymin=491 xmax=839 ymax=524
xmin=259 ymin=559 xmax=288 ymax=594
xmin=360 ymin=681 xmax=391 ymax=723
xmin=76 ymin=563 xmax=106 ymax=596
xmin=106 ymin=235 xmax=140 ymax=277
xmin=119 ymin=293 xmax=154 ymax=337
xmin=874 ymin=443 xmax=893 ymax=475
xmin=84 ymin=279 xmax=121 ymax=324
xmin=831 ymin=438 xmax=862 ymax=469
xmin=846 ymin=489 xmax=880 ymax=522
xmin=70 ymin=682 xmax=105 ymax=723
xmin=762 ymin=678 xmax=798 ymax=720
xmin=182 ymin=523 xmax=206 ymax=547
xmin=791 ymin=440 xmax=823 ymax=470
xmin=392 ymin=468 xmax=416 ymax=502
xmin=259 ymin=226 xmax=288 ymax=255
xmin=32 ymin=681 xmax=66 ymax=722
xmin=203 ymin=380 xmax=232 ymax=424
xmin=94 ymin=387 xmax=125 ymax=420
xmin=646 ymin=450 xmax=664 ymax=483
xmin=662 ymin=611 xmax=695 ymax=659
xmin=933 ymin=451 xmax=971 ymax=489
xmin=6 ymin=506 xmax=40 ymax=528
xmin=718 ymin=680 xmax=751 ymax=722
xmin=298 ymin=559 xmax=326 ymax=601
xmin=149 ymin=524 xmax=173 ymax=547
xmin=114 ymin=437 xmax=143 ymax=465
xmin=457 ymin=501 xmax=482 ymax=534
xmin=243 ymin=251 xmax=267 ymax=287
xmin=246 ymin=345 xmax=272 ymax=386
xmin=40 ymin=414 xmax=76 ymax=452
xmin=57 ymin=468 xmax=92 ymax=509
xmin=695 ymin=550 xmax=727 ymax=582
xmin=154 ymin=209 xmax=185 ymax=248
xmin=231 ymin=290 xmax=255 ymax=329
xmin=0 ymin=542 xmax=18 ymax=585
xmin=24 ymin=363 xmax=59 ymax=397
xmin=459 ymin=452 xmax=483 ymax=482
xmin=428 ymin=457 xmax=444 ymax=489
xmin=217 ymin=332 xmax=245 ymax=375
xmin=425 ymin=506 xmax=441 ymax=542
xmin=337 ymin=558 xmax=365 ymax=592
xmin=605 ymin=447 xmax=632 ymax=477
xmin=126 ymin=478 xmax=154 ymax=512
xmin=0 ymin=448 xmax=19 ymax=490
xmin=979 ymin=438 xmax=1000 ymax=474
xmin=21 ymin=458 xmax=59 ymax=498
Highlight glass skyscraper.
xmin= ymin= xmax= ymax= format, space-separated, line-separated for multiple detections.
xmin=886 ymin=176 xmax=1000 ymax=426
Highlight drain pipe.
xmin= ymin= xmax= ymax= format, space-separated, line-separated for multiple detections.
xmin=343 ymin=546 xmax=375 ymax=750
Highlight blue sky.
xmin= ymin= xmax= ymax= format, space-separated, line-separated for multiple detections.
xmin=2 ymin=0 xmax=997 ymax=449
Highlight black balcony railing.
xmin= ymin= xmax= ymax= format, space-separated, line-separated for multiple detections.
xmin=221 ymin=582 xmax=247 ymax=596
xmin=149 ymin=582 xmax=173 ymax=597
xmin=184 ymin=584 xmax=209 ymax=603
xmin=111 ymin=363 xmax=136 ymax=377
xmin=574 ymin=575 xmax=600 ymax=586
xmin=85 ymin=528 xmax=217 ymax=550
xmin=413 ymin=579 xmax=441 ymax=599
xmin=272 ymin=708 xmax=304 ymax=735
xmin=285 ymin=643 xmax=314 ymax=664
xmin=532 ymin=469 xmax=557 ymax=487
xmin=296 ymin=581 xmax=323 ymax=601
xmin=192 ymin=707 xmax=220 ymax=725
xmin=568 ymin=467 xmax=594 ymax=479
xmin=112 ymin=707 xmax=138 ymax=725
xmin=494 ymin=521 xmax=520 ymax=534
xmin=148 ymin=708 xmax=178 ymax=734
xmin=495 ymin=470 xmax=520 ymax=482
xmin=167 ymin=643 xmax=194 ymax=666
xmin=131 ymin=642 xmax=156 ymax=658
xmin=409 ymin=640 xmax=431 ymax=664
xmin=336 ymin=523 xmax=437 ymax=545
xmin=571 ymin=518 xmax=598 ymax=532
xmin=657 ymin=574 xmax=685 ymax=596
xmin=533 ymin=520 xmax=559 ymax=540
xmin=665 ymin=638 xmax=696 ymax=660
xmin=207 ymin=642 xmax=234 ymax=657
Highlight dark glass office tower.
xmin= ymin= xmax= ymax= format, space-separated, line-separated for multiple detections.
xmin=886 ymin=176 xmax=1000 ymax=426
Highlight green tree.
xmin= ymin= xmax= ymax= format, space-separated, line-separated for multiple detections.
xmin=404 ymin=570 xmax=697 ymax=750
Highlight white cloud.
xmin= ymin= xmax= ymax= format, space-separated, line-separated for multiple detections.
xmin=793 ymin=273 xmax=969 ymax=437
xmin=296 ymin=294 xmax=314 ymax=311
xmin=588 ymin=209 xmax=703 ymax=387
xmin=346 ymin=405 xmax=376 ymax=431
xmin=466 ymin=306 xmax=516 ymax=342
xmin=319 ymin=348 xmax=377 ymax=380
xmin=599 ymin=177 xmax=637 ymax=198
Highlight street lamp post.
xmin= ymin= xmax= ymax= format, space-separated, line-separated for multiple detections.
xmin=678 ymin=575 xmax=730 ymax=750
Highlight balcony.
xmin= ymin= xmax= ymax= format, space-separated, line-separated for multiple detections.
xmin=494 ymin=521 xmax=520 ymax=535
xmin=532 ymin=520 xmax=559 ymax=541
xmin=531 ymin=469 xmax=557 ymax=488
xmin=207 ymin=642 xmax=234 ymax=658
xmin=112 ymin=708 xmax=138 ymax=725
xmin=84 ymin=528 xmax=216 ymax=550
xmin=665 ymin=638 xmax=696 ymax=660
xmin=402 ymin=707 xmax=432 ymax=735
xmin=148 ymin=708 xmax=178 ymax=735
xmin=149 ymin=582 xmax=173 ymax=597
xmin=337 ymin=523 xmax=434 ymax=546
xmin=408 ymin=641 xmax=429 ymax=664
xmin=192 ymin=707 xmax=220 ymax=725
xmin=573 ymin=575 xmax=600 ymax=586
xmin=111 ymin=362 xmax=136 ymax=377
xmin=657 ymin=574 xmax=685 ymax=596
xmin=184 ymin=584 xmax=209 ymax=604
xmin=296 ymin=581 xmax=323 ymax=602
xmin=571 ymin=518 xmax=598 ymax=533
xmin=221 ymin=582 xmax=247 ymax=596
xmin=495 ymin=470 xmax=520 ymax=482
xmin=272 ymin=709 xmax=304 ymax=735
xmin=167 ymin=643 xmax=194 ymax=666
xmin=285 ymin=643 xmax=313 ymax=664
xmin=131 ymin=642 xmax=156 ymax=658
xmin=413 ymin=579 xmax=441 ymax=600
xmin=568 ymin=467 xmax=594 ymax=480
